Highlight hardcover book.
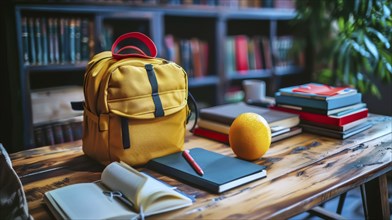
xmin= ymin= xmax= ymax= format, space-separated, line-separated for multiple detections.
xmin=234 ymin=35 xmax=249 ymax=72
xmin=41 ymin=17 xmax=48 ymax=65
xmin=301 ymin=122 xmax=372 ymax=139
xmin=22 ymin=17 xmax=30 ymax=64
xmin=35 ymin=18 xmax=42 ymax=64
xmin=279 ymin=83 xmax=357 ymax=100
xmin=194 ymin=126 xmax=302 ymax=144
xmin=275 ymin=92 xmax=362 ymax=110
xmin=199 ymin=102 xmax=299 ymax=128
xmin=270 ymin=105 xmax=368 ymax=126
xmin=147 ymin=148 xmax=267 ymax=193
xmin=44 ymin=162 xmax=192 ymax=220
xmin=276 ymin=102 xmax=367 ymax=116
xmin=301 ymin=118 xmax=368 ymax=132
xmin=197 ymin=118 xmax=294 ymax=135
xmin=28 ymin=17 xmax=36 ymax=64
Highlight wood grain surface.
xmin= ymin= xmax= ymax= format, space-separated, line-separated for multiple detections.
xmin=10 ymin=114 xmax=392 ymax=219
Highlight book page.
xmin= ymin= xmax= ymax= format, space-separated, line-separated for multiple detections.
xmin=102 ymin=162 xmax=192 ymax=216
xmin=101 ymin=162 xmax=147 ymax=211
xmin=139 ymin=173 xmax=192 ymax=216
xmin=47 ymin=183 xmax=138 ymax=219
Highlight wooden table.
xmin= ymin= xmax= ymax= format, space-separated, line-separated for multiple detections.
xmin=10 ymin=114 xmax=392 ymax=219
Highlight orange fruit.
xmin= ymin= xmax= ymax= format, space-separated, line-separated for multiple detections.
xmin=229 ymin=113 xmax=271 ymax=160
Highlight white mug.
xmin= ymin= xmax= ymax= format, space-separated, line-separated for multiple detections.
xmin=242 ymin=80 xmax=266 ymax=102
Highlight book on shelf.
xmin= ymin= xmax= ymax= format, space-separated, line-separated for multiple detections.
xmin=261 ymin=37 xmax=273 ymax=69
xmin=147 ymin=148 xmax=267 ymax=193
xmin=41 ymin=17 xmax=49 ymax=65
xmin=272 ymin=35 xmax=294 ymax=68
xmin=199 ymin=102 xmax=299 ymax=128
xmin=81 ymin=18 xmax=90 ymax=60
xmin=23 ymin=15 xmax=92 ymax=65
xmin=225 ymin=36 xmax=236 ymax=74
xmin=200 ymin=39 xmax=209 ymax=76
xmin=270 ymin=105 xmax=368 ymax=127
xmin=180 ymin=39 xmax=193 ymax=77
xmin=301 ymin=121 xmax=372 ymax=139
xmin=43 ymin=125 xmax=55 ymax=146
xmin=69 ymin=18 xmax=76 ymax=64
xmin=101 ymin=24 xmax=113 ymax=51
xmin=52 ymin=123 xmax=65 ymax=144
xmin=247 ymin=37 xmax=256 ymax=70
xmin=53 ymin=18 xmax=60 ymax=64
xmin=190 ymin=38 xmax=202 ymax=78
xmin=22 ymin=17 xmax=30 ymax=64
xmin=234 ymin=35 xmax=249 ymax=72
xmin=33 ymin=116 xmax=83 ymax=147
xmin=28 ymin=17 xmax=36 ymax=64
xmin=35 ymin=17 xmax=43 ymax=65
xmin=61 ymin=122 xmax=74 ymax=143
xmin=225 ymin=35 xmax=272 ymax=73
xmin=48 ymin=18 xmax=55 ymax=64
xmin=278 ymin=83 xmax=357 ymax=100
xmin=253 ymin=36 xmax=263 ymax=70
xmin=88 ymin=18 xmax=95 ymax=59
xmin=276 ymin=102 xmax=367 ymax=116
xmin=194 ymin=126 xmax=302 ymax=144
xmin=75 ymin=18 xmax=81 ymax=62
xmin=164 ymin=34 xmax=176 ymax=63
xmin=44 ymin=162 xmax=192 ymax=219
xmin=164 ymin=37 xmax=209 ymax=78
xmin=275 ymin=92 xmax=362 ymax=110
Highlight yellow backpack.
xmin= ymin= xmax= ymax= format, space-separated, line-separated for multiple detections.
xmin=76 ymin=32 xmax=196 ymax=166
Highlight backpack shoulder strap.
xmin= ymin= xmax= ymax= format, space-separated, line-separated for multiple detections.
xmin=187 ymin=92 xmax=199 ymax=133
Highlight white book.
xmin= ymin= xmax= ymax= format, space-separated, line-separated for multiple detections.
xmin=44 ymin=162 xmax=192 ymax=219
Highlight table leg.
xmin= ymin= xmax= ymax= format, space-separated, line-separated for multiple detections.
xmin=364 ymin=173 xmax=390 ymax=220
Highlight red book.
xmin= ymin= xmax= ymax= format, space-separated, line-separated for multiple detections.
xmin=194 ymin=126 xmax=303 ymax=144
xmin=234 ymin=35 xmax=249 ymax=72
xmin=194 ymin=127 xmax=229 ymax=144
xmin=270 ymin=105 xmax=368 ymax=126
xmin=253 ymin=36 xmax=263 ymax=70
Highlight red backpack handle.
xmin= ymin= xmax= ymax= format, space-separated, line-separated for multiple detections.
xmin=111 ymin=32 xmax=158 ymax=59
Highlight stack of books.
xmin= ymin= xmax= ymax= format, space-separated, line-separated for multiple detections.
xmin=194 ymin=102 xmax=302 ymax=144
xmin=271 ymin=83 xmax=371 ymax=139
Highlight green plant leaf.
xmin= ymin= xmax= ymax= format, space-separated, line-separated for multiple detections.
xmin=364 ymin=36 xmax=379 ymax=61
xmin=354 ymin=0 xmax=361 ymax=14
xmin=377 ymin=59 xmax=385 ymax=78
xmin=367 ymin=27 xmax=391 ymax=49
xmin=357 ymin=73 xmax=366 ymax=92
xmin=337 ymin=39 xmax=350 ymax=68
xmin=351 ymin=41 xmax=371 ymax=57
xmin=338 ymin=17 xmax=345 ymax=30
xmin=383 ymin=4 xmax=391 ymax=18
xmin=349 ymin=73 xmax=357 ymax=85
xmin=370 ymin=84 xmax=381 ymax=98
xmin=366 ymin=0 xmax=373 ymax=17
xmin=385 ymin=60 xmax=392 ymax=74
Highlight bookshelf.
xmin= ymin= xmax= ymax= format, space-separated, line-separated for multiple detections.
xmin=9 ymin=1 xmax=309 ymax=149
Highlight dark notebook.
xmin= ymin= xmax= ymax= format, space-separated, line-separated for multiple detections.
xmin=147 ymin=148 xmax=267 ymax=193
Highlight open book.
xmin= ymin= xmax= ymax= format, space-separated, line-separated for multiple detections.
xmin=44 ymin=162 xmax=193 ymax=219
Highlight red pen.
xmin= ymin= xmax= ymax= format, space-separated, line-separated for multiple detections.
xmin=182 ymin=149 xmax=204 ymax=176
